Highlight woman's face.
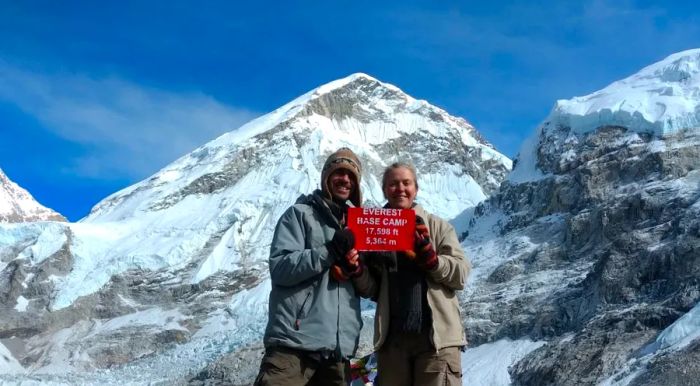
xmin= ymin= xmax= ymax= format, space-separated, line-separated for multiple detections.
xmin=383 ymin=167 xmax=417 ymax=209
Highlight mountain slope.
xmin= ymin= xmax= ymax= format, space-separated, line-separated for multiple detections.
xmin=461 ymin=49 xmax=700 ymax=385
xmin=0 ymin=168 xmax=65 ymax=223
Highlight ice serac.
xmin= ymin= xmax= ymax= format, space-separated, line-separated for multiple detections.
xmin=0 ymin=73 xmax=509 ymax=384
xmin=463 ymin=49 xmax=700 ymax=385
xmin=554 ymin=48 xmax=700 ymax=135
xmin=0 ymin=168 xmax=66 ymax=223
xmin=510 ymin=48 xmax=700 ymax=184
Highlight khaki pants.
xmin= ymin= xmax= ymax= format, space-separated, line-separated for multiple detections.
xmin=376 ymin=332 xmax=462 ymax=386
xmin=253 ymin=347 xmax=351 ymax=386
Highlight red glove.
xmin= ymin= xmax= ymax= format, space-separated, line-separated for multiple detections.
xmin=412 ymin=215 xmax=438 ymax=271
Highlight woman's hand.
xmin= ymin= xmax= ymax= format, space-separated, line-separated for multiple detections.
xmin=413 ymin=215 xmax=438 ymax=270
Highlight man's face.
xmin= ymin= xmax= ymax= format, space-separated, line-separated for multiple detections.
xmin=328 ymin=169 xmax=356 ymax=202
xmin=383 ymin=167 xmax=417 ymax=209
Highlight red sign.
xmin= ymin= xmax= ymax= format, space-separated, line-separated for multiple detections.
xmin=348 ymin=207 xmax=415 ymax=251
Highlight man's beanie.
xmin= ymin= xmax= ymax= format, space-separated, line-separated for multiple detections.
xmin=321 ymin=147 xmax=362 ymax=207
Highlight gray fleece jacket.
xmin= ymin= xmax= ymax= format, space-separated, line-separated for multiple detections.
xmin=263 ymin=191 xmax=362 ymax=359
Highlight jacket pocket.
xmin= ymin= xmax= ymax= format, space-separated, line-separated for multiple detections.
xmin=294 ymin=289 xmax=313 ymax=330
xmin=415 ymin=347 xmax=462 ymax=385
xmin=445 ymin=355 xmax=462 ymax=376
xmin=255 ymin=349 xmax=297 ymax=385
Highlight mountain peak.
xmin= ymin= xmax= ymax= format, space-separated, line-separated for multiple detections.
xmin=0 ymin=168 xmax=66 ymax=222
xmin=645 ymin=48 xmax=700 ymax=82
xmin=88 ymin=72 xmax=510 ymax=223
xmin=309 ymin=73 xmax=410 ymax=106
xmin=313 ymin=72 xmax=381 ymax=94
xmin=192 ymin=73 xmax=408 ymax=154
xmin=550 ymin=48 xmax=700 ymax=136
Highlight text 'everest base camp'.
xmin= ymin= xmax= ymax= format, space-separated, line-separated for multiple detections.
xmin=1 ymin=48 xmax=699 ymax=385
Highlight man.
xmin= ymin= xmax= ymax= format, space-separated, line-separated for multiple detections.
xmin=254 ymin=148 xmax=365 ymax=386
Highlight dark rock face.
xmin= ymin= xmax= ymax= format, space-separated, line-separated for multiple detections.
xmin=510 ymin=307 xmax=681 ymax=386
xmin=629 ymin=339 xmax=700 ymax=386
xmin=376 ymin=131 xmax=508 ymax=196
xmin=463 ymin=126 xmax=700 ymax=384
xmin=189 ymin=344 xmax=264 ymax=386
xmin=0 ymin=253 xmax=264 ymax=372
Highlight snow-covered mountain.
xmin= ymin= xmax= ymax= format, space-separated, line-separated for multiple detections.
xmin=461 ymin=49 xmax=700 ymax=385
xmin=5 ymin=46 xmax=698 ymax=385
xmin=510 ymin=48 xmax=700 ymax=184
xmin=0 ymin=168 xmax=65 ymax=223
xmin=0 ymin=73 xmax=510 ymax=384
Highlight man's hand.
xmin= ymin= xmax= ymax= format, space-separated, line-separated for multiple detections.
xmin=329 ymin=228 xmax=355 ymax=259
xmin=329 ymin=228 xmax=362 ymax=281
xmin=330 ymin=248 xmax=363 ymax=281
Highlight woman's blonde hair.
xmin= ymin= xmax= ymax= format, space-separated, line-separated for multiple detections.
xmin=381 ymin=162 xmax=419 ymax=190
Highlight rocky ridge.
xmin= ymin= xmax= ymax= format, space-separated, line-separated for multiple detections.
xmin=461 ymin=49 xmax=700 ymax=385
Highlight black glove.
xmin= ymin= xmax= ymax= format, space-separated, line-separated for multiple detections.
xmin=328 ymin=228 xmax=360 ymax=281
xmin=331 ymin=249 xmax=363 ymax=281
xmin=328 ymin=228 xmax=355 ymax=259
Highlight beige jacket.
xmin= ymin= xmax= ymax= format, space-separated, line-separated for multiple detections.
xmin=352 ymin=204 xmax=471 ymax=351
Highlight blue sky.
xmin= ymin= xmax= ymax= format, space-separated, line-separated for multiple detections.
xmin=1 ymin=0 xmax=699 ymax=221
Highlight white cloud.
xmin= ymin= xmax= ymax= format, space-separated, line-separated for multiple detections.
xmin=0 ymin=61 xmax=259 ymax=180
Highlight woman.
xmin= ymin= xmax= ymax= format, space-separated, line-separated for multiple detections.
xmin=354 ymin=162 xmax=471 ymax=386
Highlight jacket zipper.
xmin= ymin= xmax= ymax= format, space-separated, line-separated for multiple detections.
xmin=421 ymin=232 xmax=439 ymax=353
xmin=336 ymin=279 xmax=341 ymax=357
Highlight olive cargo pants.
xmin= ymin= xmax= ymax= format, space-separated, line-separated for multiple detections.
xmin=253 ymin=347 xmax=351 ymax=386
xmin=376 ymin=331 xmax=462 ymax=386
